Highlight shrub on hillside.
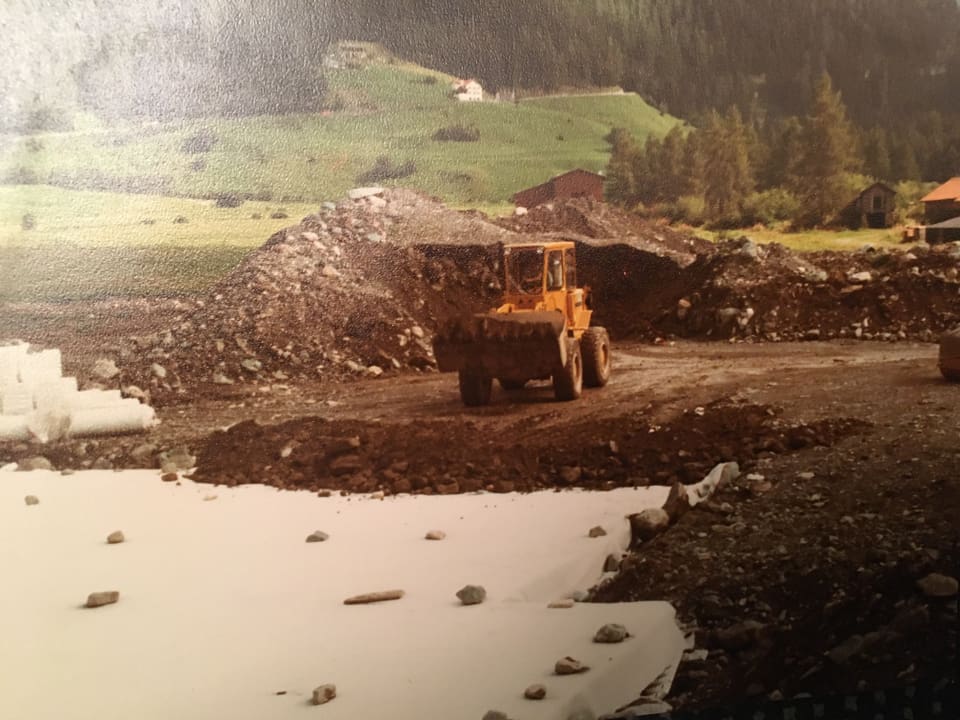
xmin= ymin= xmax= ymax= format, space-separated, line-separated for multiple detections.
xmin=432 ymin=123 xmax=480 ymax=142
xmin=420 ymin=75 xmax=438 ymax=85
xmin=22 ymin=104 xmax=72 ymax=133
xmin=25 ymin=138 xmax=44 ymax=153
xmin=181 ymin=130 xmax=218 ymax=154
xmin=662 ymin=195 xmax=707 ymax=226
xmin=270 ymin=209 xmax=289 ymax=219
xmin=356 ymin=156 xmax=416 ymax=184
xmin=5 ymin=166 xmax=40 ymax=185
xmin=21 ymin=213 xmax=36 ymax=231
xmin=741 ymin=189 xmax=800 ymax=226
xmin=214 ymin=193 xmax=243 ymax=208
xmin=173 ymin=216 xmax=189 ymax=224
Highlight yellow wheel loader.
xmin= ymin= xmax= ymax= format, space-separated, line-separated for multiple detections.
xmin=433 ymin=241 xmax=612 ymax=406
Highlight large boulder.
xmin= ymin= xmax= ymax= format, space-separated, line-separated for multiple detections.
xmin=939 ymin=326 xmax=960 ymax=381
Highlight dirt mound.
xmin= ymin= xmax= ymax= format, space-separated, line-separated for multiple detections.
xmin=106 ymin=189 xmax=507 ymax=405
xmin=188 ymin=400 xmax=867 ymax=495
xmin=662 ymin=238 xmax=960 ymax=342
xmin=495 ymin=198 xmax=713 ymax=266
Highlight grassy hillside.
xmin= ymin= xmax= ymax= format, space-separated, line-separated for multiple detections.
xmin=0 ymin=63 xmax=683 ymax=213
xmin=520 ymin=93 xmax=679 ymax=141
xmin=0 ymin=186 xmax=317 ymax=301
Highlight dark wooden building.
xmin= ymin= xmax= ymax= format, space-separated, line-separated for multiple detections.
xmin=512 ymin=169 xmax=604 ymax=209
xmin=921 ymin=177 xmax=960 ymax=224
xmin=839 ymin=182 xmax=897 ymax=228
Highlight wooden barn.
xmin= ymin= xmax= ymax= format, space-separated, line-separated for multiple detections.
xmin=921 ymin=177 xmax=960 ymax=224
xmin=840 ymin=182 xmax=897 ymax=229
xmin=512 ymin=169 xmax=604 ymax=209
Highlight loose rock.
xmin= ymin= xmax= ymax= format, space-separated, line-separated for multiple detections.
xmin=425 ymin=530 xmax=446 ymax=540
xmin=629 ymin=507 xmax=670 ymax=543
xmin=548 ymin=599 xmax=575 ymax=609
xmin=593 ymin=623 xmax=630 ymax=643
xmin=524 ymin=684 xmax=547 ymax=700
xmin=161 ymin=472 xmax=179 ymax=482
xmin=85 ymin=591 xmax=120 ymax=608
xmin=917 ymin=573 xmax=959 ymax=598
xmin=107 ymin=531 xmax=125 ymax=544
xmin=588 ymin=525 xmax=607 ymax=538
xmin=343 ymin=589 xmax=405 ymax=605
xmin=311 ymin=684 xmax=337 ymax=705
xmin=24 ymin=495 xmax=39 ymax=506
xmin=17 ymin=456 xmax=52 ymax=472
xmin=306 ymin=531 xmax=330 ymax=543
xmin=457 ymin=584 xmax=487 ymax=605
xmin=555 ymin=656 xmax=589 ymax=675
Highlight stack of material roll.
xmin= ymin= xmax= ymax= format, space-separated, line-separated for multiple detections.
xmin=0 ymin=342 xmax=157 ymax=443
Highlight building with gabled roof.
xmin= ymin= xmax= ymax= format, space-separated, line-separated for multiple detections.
xmin=920 ymin=177 xmax=960 ymax=224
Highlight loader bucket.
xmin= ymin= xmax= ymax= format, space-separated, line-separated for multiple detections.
xmin=433 ymin=311 xmax=568 ymax=380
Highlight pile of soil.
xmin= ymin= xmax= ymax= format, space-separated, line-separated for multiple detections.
xmin=494 ymin=197 xmax=714 ymax=265
xmin=661 ymin=237 xmax=960 ymax=343
xmin=187 ymin=400 xmax=867 ymax=496
xmin=100 ymin=189 xmax=507 ymax=405
xmin=28 ymin=190 xmax=960 ymax=409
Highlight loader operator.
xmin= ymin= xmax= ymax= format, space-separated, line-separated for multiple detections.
xmin=547 ymin=253 xmax=564 ymax=290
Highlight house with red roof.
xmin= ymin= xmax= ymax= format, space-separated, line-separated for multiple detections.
xmin=921 ymin=177 xmax=960 ymax=224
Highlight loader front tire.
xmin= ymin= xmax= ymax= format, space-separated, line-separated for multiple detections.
xmin=582 ymin=326 xmax=612 ymax=388
xmin=553 ymin=339 xmax=583 ymax=401
xmin=459 ymin=371 xmax=493 ymax=406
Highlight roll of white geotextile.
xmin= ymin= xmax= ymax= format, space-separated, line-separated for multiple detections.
xmin=0 ymin=415 xmax=30 ymax=441
xmin=68 ymin=400 xmax=157 ymax=437
xmin=66 ymin=389 xmax=125 ymax=410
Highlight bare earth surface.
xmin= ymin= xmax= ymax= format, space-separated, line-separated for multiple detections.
xmin=1 ymin=193 xmax=957 ymax=714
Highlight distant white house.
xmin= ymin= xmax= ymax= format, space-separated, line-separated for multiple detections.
xmin=451 ymin=79 xmax=483 ymax=102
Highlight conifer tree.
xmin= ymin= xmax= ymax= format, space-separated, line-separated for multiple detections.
xmin=791 ymin=73 xmax=860 ymax=226
xmin=702 ymin=107 xmax=754 ymax=221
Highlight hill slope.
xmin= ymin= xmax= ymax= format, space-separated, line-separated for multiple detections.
xmin=0 ymin=63 xmax=682 ymax=211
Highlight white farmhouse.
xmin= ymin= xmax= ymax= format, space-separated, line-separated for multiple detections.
xmin=451 ymin=78 xmax=483 ymax=102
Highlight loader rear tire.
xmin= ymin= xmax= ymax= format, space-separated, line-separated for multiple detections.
xmin=498 ymin=378 xmax=527 ymax=391
xmin=553 ymin=339 xmax=583 ymax=401
xmin=582 ymin=326 xmax=611 ymax=388
xmin=459 ymin=371 xmax=492 ymax=406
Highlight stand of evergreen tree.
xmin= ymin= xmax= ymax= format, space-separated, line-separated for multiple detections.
xmin=605 ymin=72 xmax=956 ymax=229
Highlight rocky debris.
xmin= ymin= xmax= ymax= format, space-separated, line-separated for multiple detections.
xmin=166 ymin=401 xmax=867 ymax=495
xmin=554 ymin=656 xmax=590 ymax=675
xmin=457 ymin=585 xmax=487 ymax=605
xmin=159 ymin=447 xmax=195 ymax=471
xmin=85 ymin=591 xmax=120 ymax=608
xmin=593 ymin=623 xmax=630 ymax=643
xmin=524 ymin=684 xmax=547 ymax=700
xmin=161 ymin=472 xmax=178 ymax=482
xmin=482 ymin=712 xmax=510 ymax=720
xmin=92 ymin=358 xmax=120 ymax=381
xmin=548 ymin=600 xmax=575 ymax=609
xmin=17 ymin=456 xmax=52 ymax=471
xmin=628 ymin=508 xmax=670 ymax=545
xmin=311 ymin=684 xmax=336 ymax=705
xmin=425 ymin=530 xmax=446 ymax=540
xmin=916 ymin=573 xmax=958 ymax=598
xmin=343 ymin=589 xmax=404 ymax=605
xmin=107 ymin=188 xmax=506 ymax=405
xmin=306 ymin=531 xmax=330 ymax=543
xmin=603 ymin=554 xmax=621 ymax=573
xmin=588 ymin=525 xmax=607 ymax=538
xmin=106 ymin=530 xmax=125 ymax=544
xmin=662 ymin=482 xmax=691 ymax=522
xmin=24 ymin=495 xmax=39 ymax=505
xmin=710 ymin=620 xmax=768 ymax=652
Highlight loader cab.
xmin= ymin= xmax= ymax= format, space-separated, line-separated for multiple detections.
xmin=501 ymin=242 xmax=591 ymax=332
